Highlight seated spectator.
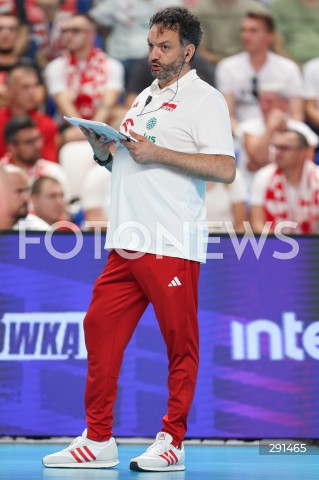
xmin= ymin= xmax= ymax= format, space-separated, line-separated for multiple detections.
xmin=29 ymin=0 xmax=75 ymax=68
xmin=0 ymin=4 xmax=29 ymax=56
xmin=0 ymin=65 xmax=59 ymax=162
xmin=250 ymin=129 xmax=319 ymax=234
xmin=2 ymin=164 xmax=30 ymax=229
xmin=271 ymin=0 xmax=319 ymax=65
xmin=215 ymin=11 xmax=304 ymax=136
xmin=0 ymin=13 xmax=35 ymax=107
xmin=3 ymin=164 xmax=57 ymax=230
xmin=206 ymin=168 xmax=248 ymax=233
xmin=0 ymin=116 xmax=70 ymax=198
xmin=0 ymin=166 xmax=11 ymax=229
xmin=31 ymin=176 xmax=70 ymax=227
xmin=89 ymin=0 xmax=183 ymax=86
xmin=192 ymin=0 xmax=266 ymax=67
xmin=238 ymin=83 xmax=318 ymax=190
xmin=124 ymin=54 xmax=215 ymax=109
xmin=44 ymin=13 xmax=124 ymax=144
xmin=81 ymin=164 xmax=111 ymax=228
xmin=304 ymin=56 xmax=319 ymax=138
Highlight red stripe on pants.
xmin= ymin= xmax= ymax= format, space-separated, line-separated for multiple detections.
xmin=84 ymin=249 xmax=200 ymax=445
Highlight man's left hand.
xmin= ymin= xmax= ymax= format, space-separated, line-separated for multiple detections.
xmin=120 ymin=130 xmax=160 ymax=164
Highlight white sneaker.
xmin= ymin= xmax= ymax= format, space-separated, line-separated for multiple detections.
xmin=130 ymin=432 xmax=185 ymax=472
xmin=42 ymin=429 xmax=119 ymax=468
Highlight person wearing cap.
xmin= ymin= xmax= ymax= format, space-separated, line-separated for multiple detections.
xmin=250 ymin=129 xmax=319 ymax=234
xmin=237 ymin=82 xmax=318 ymax=192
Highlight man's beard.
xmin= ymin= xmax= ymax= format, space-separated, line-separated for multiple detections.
xmin=149 ymin=53 xmax=185 ymax=83
xmin=15 ymin=205 xmax=28 ymax=221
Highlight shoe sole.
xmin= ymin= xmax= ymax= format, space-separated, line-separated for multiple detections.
xmin=42 ymin=460 xmax=119 ymax=469
xmin=130 ymin=461 xmax=185 ymax=472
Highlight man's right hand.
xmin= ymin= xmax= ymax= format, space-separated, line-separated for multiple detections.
xmin=266 ymin=109 xmax=287 ymax=132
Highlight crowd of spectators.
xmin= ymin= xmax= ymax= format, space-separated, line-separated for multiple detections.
xmin=0 ymin=0 xmax=319 ymax=235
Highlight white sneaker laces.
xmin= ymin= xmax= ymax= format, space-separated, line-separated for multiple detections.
xmin=146 ymin=439 xmax=169 ymax=455
xmin=67 ymin=436 xmax=85 ymax=451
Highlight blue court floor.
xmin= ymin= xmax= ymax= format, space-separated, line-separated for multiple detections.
xmin=1 ymin=443 xmax=319 ymax=480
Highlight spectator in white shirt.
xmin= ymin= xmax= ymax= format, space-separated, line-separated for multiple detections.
xmin=44 ymin=13 xmax=124 ymax=143
xmin=216 ymin=11 xmax=304 ymax=136
xmin=251 ymin=129 xmax=319 ymax=234
xmin=3 ymin=165 xmax=64 ymax=230
xmin=31 ymin=176 xmax=70 ymax=227
xmin=89 ymin=0 xmax=183 ymax=86
xmin=238 ymin=83 xmax=318 ymax=191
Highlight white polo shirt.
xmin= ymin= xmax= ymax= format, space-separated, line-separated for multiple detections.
xmin=216 ymin=51 xmax=303 ymax=123
xmin=105 ymin=69 xmax=235 ymax=262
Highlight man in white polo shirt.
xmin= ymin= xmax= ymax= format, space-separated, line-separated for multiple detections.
xmin=43 ymin=7 xmax=235 ymax=473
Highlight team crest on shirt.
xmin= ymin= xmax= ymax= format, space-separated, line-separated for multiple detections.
xmin=146 ymin=117 xmax=157 ymax=130
xmin=161 ymin=101 xmax=179 ymax=112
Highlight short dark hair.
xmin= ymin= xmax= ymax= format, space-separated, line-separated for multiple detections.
xmin=4 ymin=116 xmax=37 ymax=144
xmin=278 ymin=129 xmax=309 ymax=148
xmin=245 ymin=11 xmax=275 ymax=33
xmin=6 ymin=64 xmax=39 ymax=85
xmin=149 ymin=7 xmax=203 ymax=50
xmin=32 ymin=176 xmax=60 ymax=196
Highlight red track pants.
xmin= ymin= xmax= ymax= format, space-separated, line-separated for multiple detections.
xmin=84 ymin=249 xmax=200 ymax=445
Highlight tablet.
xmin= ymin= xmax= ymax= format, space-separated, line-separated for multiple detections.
xmin=63 ymin=116 xmax=137 ymax=143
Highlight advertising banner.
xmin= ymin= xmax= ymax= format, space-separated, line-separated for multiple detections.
xmin=0 ymin=232 xmax=318 ymax=438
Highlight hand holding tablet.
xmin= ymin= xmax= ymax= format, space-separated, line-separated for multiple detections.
xmin=63 ymin=116 xmax=138 ymax=143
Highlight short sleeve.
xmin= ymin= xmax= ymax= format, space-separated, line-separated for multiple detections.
xmin=190 ymin=90 xmax=235 ymax=156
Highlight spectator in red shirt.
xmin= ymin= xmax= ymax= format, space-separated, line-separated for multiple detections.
xmin=0 ymin=64 xmax=59 ymax=161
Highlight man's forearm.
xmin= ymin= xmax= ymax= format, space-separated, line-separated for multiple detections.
xmin=305 ymin=101 xmax=319 ymax=127
xmin=54 ymin=93 xmax=79 ymax=118
xmin=154 ymin=147 xmax=236 ymax=184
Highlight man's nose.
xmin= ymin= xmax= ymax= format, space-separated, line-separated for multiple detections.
xmin=149 ymin=47 xmax=160 ymax=61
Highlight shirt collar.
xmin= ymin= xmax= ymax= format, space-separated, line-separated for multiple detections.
xmin=150 ymin=69 xmax=199 ymax=95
